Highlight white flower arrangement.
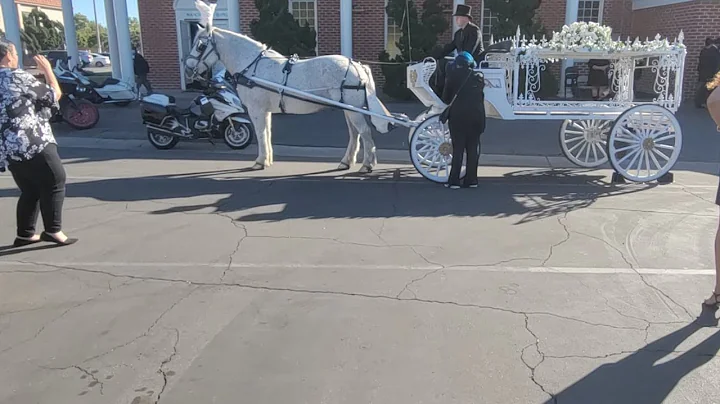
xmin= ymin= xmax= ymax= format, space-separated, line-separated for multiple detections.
xmin=511 ymin=22 xmax=685 ymax=55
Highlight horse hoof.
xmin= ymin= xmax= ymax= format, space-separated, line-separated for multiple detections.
xmin=338 ymin=163 xmax=351 ymax=171
xmin=251 ymin=163 xmax=266 ymax=170
xmin=359 ymin=166 xmax=373 ymax=174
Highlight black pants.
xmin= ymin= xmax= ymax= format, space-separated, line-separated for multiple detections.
xmin=448 ymin=119 xmax=481 ymax=186
xmin=8 ymin=143 xmax=67 ymax=238
xmin=696 ymin=81 xmax=711 ymax=107
xmin=136 ymin=74 xmax=153 ymax=95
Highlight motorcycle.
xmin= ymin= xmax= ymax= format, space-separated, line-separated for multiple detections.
xmin=140 ymin=76 xmax=254 ymax=150
xmin=47 ymin=61 xmax=101 ymax=130
xmin=53 ymin=60 xmax=137 ymax=107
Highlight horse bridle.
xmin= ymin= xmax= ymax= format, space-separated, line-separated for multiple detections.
xmin=185 ymin=30 xmax=220 ymax=80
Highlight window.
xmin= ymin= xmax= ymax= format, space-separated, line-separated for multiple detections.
xmin=386 ymin=16 xmax=402 ymax=57
xmin=577 ymin=0 xmax=602 ymax=23
xmin=482 ymin=7 xmax=497 ymax=46
xmin=290 ymin=0 xmax=317 ymax=31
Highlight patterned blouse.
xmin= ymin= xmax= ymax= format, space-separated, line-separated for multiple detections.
xmin=0 ymin=67 xmax=58 ymax=172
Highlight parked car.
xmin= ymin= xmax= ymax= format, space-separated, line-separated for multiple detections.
xmin=78 ymin=50 xmax=93 ymax=66
xmin=91 ymin=53 xmax=111 ymax=67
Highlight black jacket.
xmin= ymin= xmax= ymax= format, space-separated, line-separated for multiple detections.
xmin=133 ymin=53 xmax=150 ymax=75
xmin=440 ymin=22 xmax=483 ymax=63
xmin=441 ymin=65 xmax=486 ymax=132
xmin=698 ymin=45 xmax=720 ymax=82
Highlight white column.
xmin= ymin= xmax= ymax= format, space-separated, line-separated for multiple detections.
xmin=105 ymin=0 xmax=121 ymax=78
xmin=559 ymin=0 xmax=578 ymax=97
xmin=114 ymin=0 xmax=135 ymax=85
xmin=227 ymin=0 xmax=241 ymax=33
xmin=452 ymin=0 xmax=464 ymax=33
xmin=61 ymin=0 xmax=79 ymax=70
xmin=340 ymin=0 xmax=352 ymax=57
xmin=1 ymin=0 xmax=23 ymax=68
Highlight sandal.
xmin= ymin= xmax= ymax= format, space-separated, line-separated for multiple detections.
xmin=703 ymin=291 xmax=720 ymax=307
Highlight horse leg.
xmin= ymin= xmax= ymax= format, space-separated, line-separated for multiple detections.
xmin=265 ymin=112 xmax=274 ymax=166
xmin=249 ymin=109 xmax=270 ymax=169
xmin=349 ymin=113 xmax=377 ymax=173
xmin=339 ymin=111 xmax=360 ymax=170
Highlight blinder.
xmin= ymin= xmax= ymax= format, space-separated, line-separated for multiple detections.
xmin=185 ymin=32 xmax=219 ymax=81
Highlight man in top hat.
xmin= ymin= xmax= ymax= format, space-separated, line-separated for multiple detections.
xmin=439 ymin=5 xmax=483 ymax=63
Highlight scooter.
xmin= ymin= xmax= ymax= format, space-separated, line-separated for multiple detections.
xmin=53 ymin=60 xmax=137 ymax=107
xmin=140 ymin=76 xmax=254 ymax=150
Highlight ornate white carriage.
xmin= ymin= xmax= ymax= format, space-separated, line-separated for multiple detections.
xmin=406 ymin=22 xmax=687 ymax=183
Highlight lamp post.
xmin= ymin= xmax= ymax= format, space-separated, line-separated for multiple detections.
xmin=92 ymin=0 xmax=103 ymax=53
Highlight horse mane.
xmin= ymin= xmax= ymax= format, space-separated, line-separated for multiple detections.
xmin=212 ymin=28 xmax=287 ymax=61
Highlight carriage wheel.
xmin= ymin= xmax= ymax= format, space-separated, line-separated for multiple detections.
xmin=409 ymin=114 xmax=474 ymax=183
xmin=559 ymin=119 xmax=611 ymax=168
xmin=607 ymin=105 xmax=682 ymax=183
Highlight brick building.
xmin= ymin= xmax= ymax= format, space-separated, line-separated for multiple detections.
xmin=139 ymin=0 xmax=711 ymax=101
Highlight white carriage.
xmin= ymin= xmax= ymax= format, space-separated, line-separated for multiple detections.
xmin=405 ymin=23 xmax=687 ymax=183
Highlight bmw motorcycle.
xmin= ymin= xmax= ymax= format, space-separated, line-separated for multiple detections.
xmin=140 ymin=76 xmax=254 ymax=150
xmin=53 ymin=61 xmax=138 ymax=107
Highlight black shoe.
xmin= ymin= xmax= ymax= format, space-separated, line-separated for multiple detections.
xmin=464 ymin=183 xmax=478 ymax=188
xmin=13 ymin=237 xmax=41 ymax=248
xmin=444 ymin=183 xmax=461 ymax=189
xmin=40 ymin=232 xmax=78 ymax=246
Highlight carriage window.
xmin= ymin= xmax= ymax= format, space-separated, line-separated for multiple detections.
xmin=290 ymin=0 xmax=317 ymax=31
xmin=577 ymin=0 xmax=602 ymax=23
xmin=386 ymin=16 xmax=402 ymax=57
xmin=482 ymin=7 xmax=497 ymax=46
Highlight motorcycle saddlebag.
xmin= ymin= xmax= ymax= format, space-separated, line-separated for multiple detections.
xmin=140 ymin=94 xmax=176 ymax=125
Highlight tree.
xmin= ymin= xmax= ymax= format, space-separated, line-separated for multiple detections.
xmin=129 ymin=17 xmax=142 ymax=50
xmin=75 ymin=13 xmax=109 ymax=51
xmin=250 ymin=0 xmax=316 ymax=57
xmin=485 ymin=0 xmax=558 ymax=99
xmin=378 ymin=0 xmax=449 ymax=100
xmin=483 ymin=0 xmax=545 ymax=39
xmin=21 ymin=8 xmax=65 ymax=53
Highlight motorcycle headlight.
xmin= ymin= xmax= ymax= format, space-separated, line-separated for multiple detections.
xmin=76 ymin=86 xmax=86 ymax=92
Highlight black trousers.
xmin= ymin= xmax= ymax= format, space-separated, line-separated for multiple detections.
xmin=696 ymin=81 xmax=711 ymax=107
xmin=8 ymin=143 xmax=67 ymax=238
xmin=136 ymin=74 xmax=153 ymax=95
xmin=448 ymin=119 xmax=481 ymax=186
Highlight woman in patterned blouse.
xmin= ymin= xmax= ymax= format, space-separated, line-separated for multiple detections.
xmin=0 ymin=39 xmax=77 ymax=247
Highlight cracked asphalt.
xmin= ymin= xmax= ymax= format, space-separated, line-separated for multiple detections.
xmin=1 ymin=147 xmax=720 ymax=404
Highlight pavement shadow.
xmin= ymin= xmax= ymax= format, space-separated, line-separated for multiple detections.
xmin=0 ymin=167 xmax=655 ymax=225
xmin=546 ymin=307 xmax=720 ymax=404
xmin=0 ymin=243 xmax=63 ymax=257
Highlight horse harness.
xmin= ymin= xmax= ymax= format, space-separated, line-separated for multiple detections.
xmin=233 ymin=48 xmax=368 ymax=113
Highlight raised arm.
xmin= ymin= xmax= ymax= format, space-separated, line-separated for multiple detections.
xmin=32 ymin=55 xmax=62 ymax=104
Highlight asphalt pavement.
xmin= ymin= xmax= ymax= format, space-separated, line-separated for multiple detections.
xmin=1 ymin=147 xmax=719 ymax=404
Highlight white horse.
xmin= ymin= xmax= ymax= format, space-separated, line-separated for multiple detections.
xmin=185 ymin=0 xmax=395 ymax=172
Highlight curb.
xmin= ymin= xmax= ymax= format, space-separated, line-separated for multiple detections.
xmin=57 ymin=136 xmax=720 ymax=173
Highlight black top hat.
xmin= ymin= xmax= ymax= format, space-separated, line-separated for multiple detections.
xmin=453 ymin=4 xmax=472 ymax=19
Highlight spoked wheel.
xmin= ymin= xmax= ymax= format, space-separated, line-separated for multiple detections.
xmin=607 ymin=104 xmax=682 ymax=183
xmin=559 ymin=119 xmax=611 ymax=167
xmin=147 ymin=129 xmax=179 ymax=150
xmin=409 ymin=114 xmax=476 ymax=183
xmin=224 ymin=121 xmax=253 ymax=150
xmin=62 ymin=100 xmax=100 ymax=130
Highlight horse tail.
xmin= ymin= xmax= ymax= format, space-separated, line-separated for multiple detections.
xmin=359 ymin=63 xmax=392 ymax=134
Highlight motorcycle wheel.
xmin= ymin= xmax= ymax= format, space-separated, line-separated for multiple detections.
xmin=62 ymin=99 xmax=100 ymax=130
xmin=147 ymin=128 xmax=179 ymax=150
xmin=224 ymin=121 xmax=253 ymax=150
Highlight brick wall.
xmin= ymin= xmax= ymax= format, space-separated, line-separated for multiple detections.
xmin=317 ymin=0 xmax=340 ymax=54
xmin=138 ymin=0 xmax=180 ymax=89
xmin=239 ymin=0 xmax=257 ymax=34
xmin=631 ymin=0 xmax=720 ymax=101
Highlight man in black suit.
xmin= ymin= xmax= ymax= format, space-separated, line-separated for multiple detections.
xmin=433 ymin=5 xmax=482 ymax=97
xmin=440 ymin=5 xmax=483 ymax=62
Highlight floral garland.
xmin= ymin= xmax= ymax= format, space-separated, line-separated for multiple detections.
xmin=515 ymin=22 xmax=685 ymax=54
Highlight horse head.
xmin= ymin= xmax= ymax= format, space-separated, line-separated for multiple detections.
xmin=185 ymin=0 xmax=221 ymax=80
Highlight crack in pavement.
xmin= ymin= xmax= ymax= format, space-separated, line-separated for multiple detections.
xmin=40 ymin=365 xmax=104 ymax=395
xmin=520 ymin=315 xmax=555 ymax=403
xmin=541 ymin=213 xmax=571 ymax=267
xmin=78 ymin=287 xmax=197 ymax=365
xmin=155 ymin=328 xmax=180 ymax=404
xmin=570 ymin=227 xmax=695 ymax=321
xmin=681 ymin=186 xmax=716 ymax=206
xmin=0 ymin=280 xmax=133 ymax=356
